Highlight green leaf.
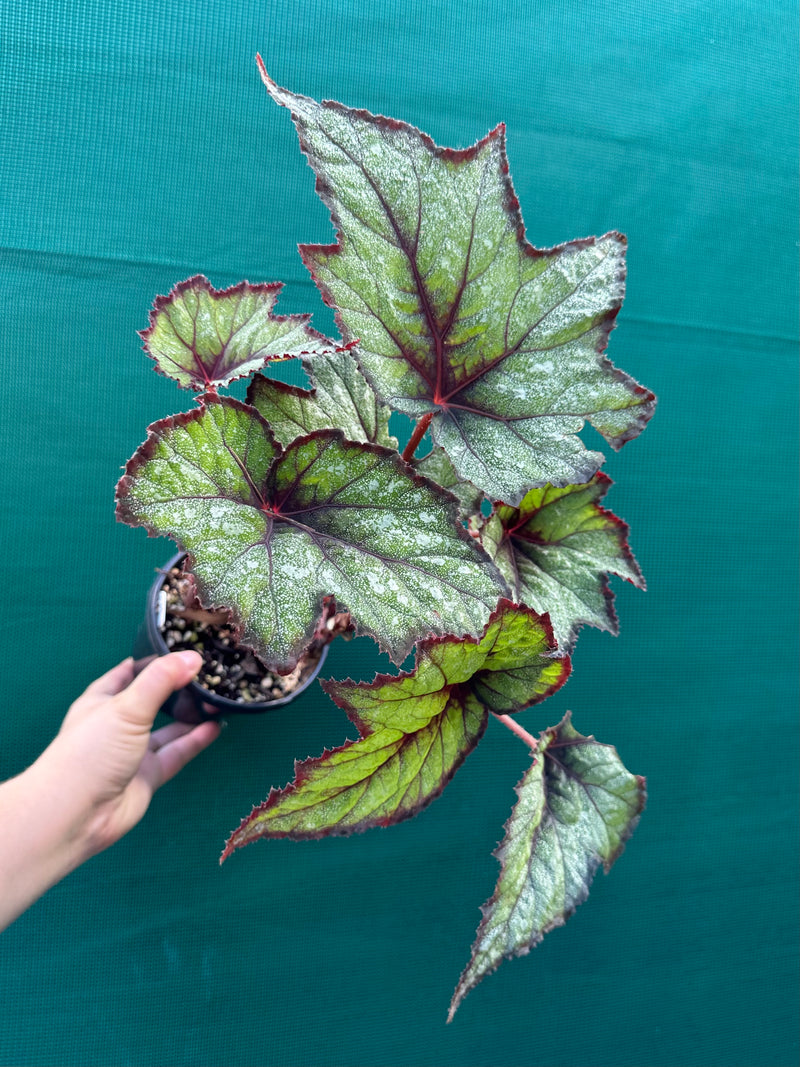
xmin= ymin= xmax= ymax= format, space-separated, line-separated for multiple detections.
xmin=476 ymin=474 xmax=644 ymax=651
xmin=413 ymin=446 xmax=485 ymax=519
xmin=222 ymin=690 xmax=489 ymax=851
xmin=325 ymin=600 xmax=571 ymax=725
xmin=448 ymin=712 xmax=646 ymax=1021
xmin=141 ymin=275 xmax=333 ymax=391
xmin=258 ymin=63 xmax=655 ymax=503
xmin=116 ymin=396 xmax=507 ymax=671
xmin=221 ymin=601 xmax=570 ymax=855
xmin=247 ymin=348 xmax=396 ymax=448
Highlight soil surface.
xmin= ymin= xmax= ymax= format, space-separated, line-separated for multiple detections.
xmin=158 ymin=567 xmax=318 ymax=704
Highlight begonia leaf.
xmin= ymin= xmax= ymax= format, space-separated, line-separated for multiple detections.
xmin=476 ymin=473 xmax=644 ymax=651
xmin=258 ymin=61 xmax=655 ymax=503
xmin=449 ymin=712 xmax=645 ymax=1020
xmin=247 ymin=349 xmax=396 ymax=448
xmin=413 ymin=446 xmax=485 ymax=519
xmin=141 ymin=275 xmax=333 ymax=391
xmin=116 ymin=396 xmax=506 ymax=671
xmin=222 ymin=690 xmax=488 ymax=852
xmin=221 ymin=601 xmax=569 ymax=855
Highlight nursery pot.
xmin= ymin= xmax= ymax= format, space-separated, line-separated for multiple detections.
xmin=134 ymin=551 xmax=328 ymax=723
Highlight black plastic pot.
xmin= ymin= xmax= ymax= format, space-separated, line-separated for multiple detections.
xmin=134 ymin=552 xmax=328 ymax=723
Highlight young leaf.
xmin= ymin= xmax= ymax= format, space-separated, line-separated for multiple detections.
xmin=448 ymin=712 xmax=646 ymax=1021
xmin=247 ymin=348 xmax=396 ymax=448
xmin=221 ymin=601 xmax=570 ymax=856
xmin=141 ymin=275 xmax=333 ymax=391
xmin=476 ymin=474 xmax=644 ymax=651
xmin=413 ymin=446 xmax=485 ymax=519
xmin=257 ymin=61 xmax=655 ymax=503
xmin=116 ymin=396 xmax=507 ymax=671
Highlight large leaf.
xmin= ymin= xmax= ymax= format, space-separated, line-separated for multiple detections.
xmin=141 ymin=275 xmax=333 ymax=391
xmin=247 ymin=348 xmax=396 ymax=448
xmin=448 ymin=712 xmax=646 ymax=1021
xmin=222 ymin=691 xmax=488 ymax=852
xmin=257 ymin=61 xmax=655 ymax=502
xmin=476 ymin=474 xmax=644 ymax=651
xmin=221 ymin=601 xmax=570 ymax=855
xmin=116 ymin=396 xmax=506 ymax=670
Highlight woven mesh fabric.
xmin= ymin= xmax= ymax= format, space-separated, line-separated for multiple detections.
xmin=1 ymin=2 xmax=797 ymax=1064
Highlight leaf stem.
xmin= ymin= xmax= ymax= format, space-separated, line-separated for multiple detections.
xmin=401 ymin=412 xmax=433 ymax=463
xmin=492 ymin=712 xmax=538 ymax=751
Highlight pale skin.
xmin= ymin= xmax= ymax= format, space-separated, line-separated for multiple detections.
xmin=0 ymin=651 xmax=220 ymax=932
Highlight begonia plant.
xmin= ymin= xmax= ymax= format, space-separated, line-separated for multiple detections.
xmin=116 ymin=59 xmax=655 ymax=1020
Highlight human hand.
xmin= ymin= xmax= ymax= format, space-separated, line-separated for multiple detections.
xmin=46 ymin=651 xmax=221 ymax=857
xmin=0 ymin=652 xmax=220 ymax=931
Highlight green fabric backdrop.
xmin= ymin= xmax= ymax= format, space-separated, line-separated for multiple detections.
xmin=1 ymin=2 xmax=797 ymax=1065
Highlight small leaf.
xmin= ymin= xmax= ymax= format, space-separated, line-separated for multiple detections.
xmin=448 ymin=712 xmax=645 ymax=1021
xmin=247 ymin=348 xmax=396 ymax=448
xmin=116 ymin=396 xmax=507 ymax=671
xmin=222 ymin=601 xmax=569 ymax=856
xmin=141 ymin=275 xmax=333 ymax=391
xmin=258 ymin=63 xmax=655 ymax=502
xmin=477 ymin=474 xmax=644 ymax=650
xmin=413 ymin=446 xmax=485 ymax=519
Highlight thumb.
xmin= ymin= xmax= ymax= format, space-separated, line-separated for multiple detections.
xmin=116 ymin=651 xmax=203 ymax=729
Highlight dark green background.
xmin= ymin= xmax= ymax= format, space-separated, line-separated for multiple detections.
xmin=1 ymin=2 xmax=797 ymax=1065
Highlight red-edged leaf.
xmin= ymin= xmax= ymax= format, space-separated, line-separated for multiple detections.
xmin=116 ymin=396 xmax=506 ymax=671
xmin=222 ymin=602 xmax=569 ymax=856
xmin=257 ymin=61 xmax=655 ymax=502
xmin=141 ymin=274 xmax=334 ymax=391
xmin=475 ymin=473 xmax=645 ymax=651
xmin=448 ymin=712 xmax=646 ymax=1020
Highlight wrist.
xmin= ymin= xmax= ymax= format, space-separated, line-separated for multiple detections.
xmin=0 ymin=754 xmax=93 ymax=931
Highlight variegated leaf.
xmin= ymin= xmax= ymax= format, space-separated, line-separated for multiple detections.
xmin=222 ymin=601 xmax=569 ymax=855
xmin=258 ymin=61 xmax=655 ymax=503
xmin=116 ymin=396 xmax=506 ymax=671
xmin=449 ymin=712 xmax=646 ymax=1020
xmin=141 ymin=275 xmax=333 ymax=391
xmin=476 ymin=474 xmax=644 ymax=651
xmin=247 ymin=348 xmax=396 ymax=448
xmin=413 ymin=446 xmax=485 ymax=519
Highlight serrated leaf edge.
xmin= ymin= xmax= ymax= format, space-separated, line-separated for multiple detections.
xmin=321 ymin=599 xmax=570 ymax=735
xmin=484 ymin=472 xmax=646 ymax=651
xmin=140 ymin=273 xmax=337 ymax=392
xmin=220 ymin=699 xmax=489 ymax=859
xmin=447 ymin=710 xmax=646 ymax=1021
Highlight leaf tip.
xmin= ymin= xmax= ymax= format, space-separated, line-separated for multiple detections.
xmin=255 ymin=53 xmax=271 ymax=88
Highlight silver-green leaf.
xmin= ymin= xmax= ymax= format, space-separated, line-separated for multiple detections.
xmin=258 ymin=62 xmax=655 ymax=503
xmin=476 ymin=474 xmax=645 ymax=651
xmin=141 ymin=275 xmax=334 ymax=392
xmin=247 ymin=349 xmax=396 ymax=448
xmin=413 ymin=446 xmax=485 ymax=519
xmin=116 ymin=396 xmax=507 ymax=670
xmin=448 ymin=712 xmax=646 ymax=1020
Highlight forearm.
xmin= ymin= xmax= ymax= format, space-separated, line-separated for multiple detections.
xmin=0 ymin=748 xmax=96 ymax=932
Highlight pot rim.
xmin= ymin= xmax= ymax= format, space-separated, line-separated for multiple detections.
xmin=145 ymin=551 xmax=328 ymax=713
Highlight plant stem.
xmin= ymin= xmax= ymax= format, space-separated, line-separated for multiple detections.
xmin=493 ymin=712 xmax=538 ymax=751
xmin=401 ymin=412 xmax=433 ymax=463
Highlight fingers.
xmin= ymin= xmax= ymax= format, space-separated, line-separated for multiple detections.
xmin=116 ymin=651 xmax=203 ymax=730
xmin=144 ymin=720 xmax=222 ymax=791
xmin=81 ymin=656 xmax=136 ymax=698
xmin=148 ymin=721 xmax=196 ymax=750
